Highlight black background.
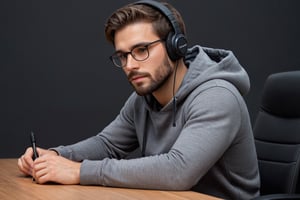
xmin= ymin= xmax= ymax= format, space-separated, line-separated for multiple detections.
xmin=1 ymin=0 xmax=299 ymax=157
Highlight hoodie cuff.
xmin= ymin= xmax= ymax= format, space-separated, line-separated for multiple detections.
xmin=49 ymin=146 xmax=72 ymax=158
xmin=80 ymin=160 xmax=103 ymax=185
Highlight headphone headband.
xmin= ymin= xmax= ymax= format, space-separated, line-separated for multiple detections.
xmin=133 ymin=0 xmax=188 ymax=60
xmin=134 ymin=0 xmax=182 ymax=35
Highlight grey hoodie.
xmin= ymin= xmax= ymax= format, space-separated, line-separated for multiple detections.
xmin=53 ymin=45 xmax=260 ymax=199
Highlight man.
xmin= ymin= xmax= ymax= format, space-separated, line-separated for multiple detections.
xmin=18 ymin=1 xmax=260 ymax=199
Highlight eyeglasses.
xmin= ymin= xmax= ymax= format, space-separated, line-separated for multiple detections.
xmin=110 ymin=39 xmax=163 ymax=68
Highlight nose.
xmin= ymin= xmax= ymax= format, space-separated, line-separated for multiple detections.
xmin=124 ymin=54 xmax=139 ymax=70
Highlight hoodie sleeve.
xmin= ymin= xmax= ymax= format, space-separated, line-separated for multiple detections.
xmin=79 ymin=84 xmax=244 ymax=190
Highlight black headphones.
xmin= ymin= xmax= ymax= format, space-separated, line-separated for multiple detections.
xmin=133 ymin=0 xmax=188 ymax=61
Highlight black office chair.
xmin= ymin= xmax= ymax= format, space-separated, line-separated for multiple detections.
xmin=252 ymin=71 xmax=300 ymax=200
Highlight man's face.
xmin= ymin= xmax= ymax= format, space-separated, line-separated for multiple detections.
xmin=114 ymin=22 xmax=174 ymax=96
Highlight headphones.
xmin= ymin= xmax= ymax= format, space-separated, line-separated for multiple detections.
xmin=133 ymin=0 xmax=188 ymax=61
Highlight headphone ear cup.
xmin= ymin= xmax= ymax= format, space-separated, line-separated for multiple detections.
xmin=166 ymin=32 xmax=178 ymax=61
xmin=166 ymin=32 xmax=188 ymax=61
xmin=133 ymin=1 xmax=188 ymax=61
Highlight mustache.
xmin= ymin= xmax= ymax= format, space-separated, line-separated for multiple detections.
xmin=127 ymin=71 xmax=150 ymax=81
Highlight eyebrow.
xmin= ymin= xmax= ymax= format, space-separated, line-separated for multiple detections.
xmin=114 ymin=41 xmax=153 ymax=54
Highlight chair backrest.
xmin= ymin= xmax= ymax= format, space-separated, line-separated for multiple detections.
xmin=253 ymin=70 xmax=300 ymax=195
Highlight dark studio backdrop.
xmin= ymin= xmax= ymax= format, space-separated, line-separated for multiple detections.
xmin=1 ymin=0 xmax=299 ymax=157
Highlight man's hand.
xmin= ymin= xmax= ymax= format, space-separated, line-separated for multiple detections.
xmin=18 ymin=147 xmax=80 ymax=185
xmin=17 ymin=147 xmax=58 ymax=176
xmin=32 ymin=154 xmax=81 ymax=185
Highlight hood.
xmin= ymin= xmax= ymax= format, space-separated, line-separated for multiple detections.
xmin=177 ymin=45 xmax=250 ymax=103
xmin=143 ymin=45 xmax=250 ymax=115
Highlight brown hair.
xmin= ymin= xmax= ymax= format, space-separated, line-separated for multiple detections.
xmin=104 ymin=1 xmax=186 ymax=45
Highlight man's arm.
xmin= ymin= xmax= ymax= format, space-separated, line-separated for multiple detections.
xmin=80 ymin=87 xmax=242 ymax=190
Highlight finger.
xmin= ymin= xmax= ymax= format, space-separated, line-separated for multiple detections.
xmin=23 ymin=147 xmax=34 ymax=167
xmin=21 ymin=154 xmax=32 ymax=174
xmin=36 ymin=147 xmax=42 ymax=156
xmin=17 ymin=156 xmax=31 ymax=175
xmin=34 ymin=165 xmax=51 ymax=184
xmin=36 ymin=173 xmax=50 ymax=184
xmin=33 ymin=158 xmax=48 ymax=171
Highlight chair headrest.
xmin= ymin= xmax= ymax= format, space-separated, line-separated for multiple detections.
xmin=261 ymin=71 xmax=300 ymax=118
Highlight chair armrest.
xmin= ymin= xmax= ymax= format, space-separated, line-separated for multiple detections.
xmin=252 ymin=193 xmax=300 ymax=200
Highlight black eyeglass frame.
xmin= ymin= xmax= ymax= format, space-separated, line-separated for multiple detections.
xmin=109 ymin=39 xmax=163 ymax=68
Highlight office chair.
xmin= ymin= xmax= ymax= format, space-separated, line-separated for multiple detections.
xmin=252 ymin=71 xmax=300 ymax=200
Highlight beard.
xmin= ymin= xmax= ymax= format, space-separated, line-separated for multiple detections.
xmin=128 ymin=57 xmax=174 ymax=96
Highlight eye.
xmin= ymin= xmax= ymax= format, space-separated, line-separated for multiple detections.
xmin=117 ymin=53 xmax=127 ymax=60
xmin=134 ymin=46 xmax=148 ymax=55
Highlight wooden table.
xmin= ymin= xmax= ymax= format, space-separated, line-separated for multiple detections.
xmin=0 ymin=159 xmax=221 ymax=200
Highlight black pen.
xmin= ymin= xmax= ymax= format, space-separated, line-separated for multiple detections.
xmin=30 ymin=132 xmax=39 ymax=182
xmin=30 ymin=132 xmax=39 ymax=160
